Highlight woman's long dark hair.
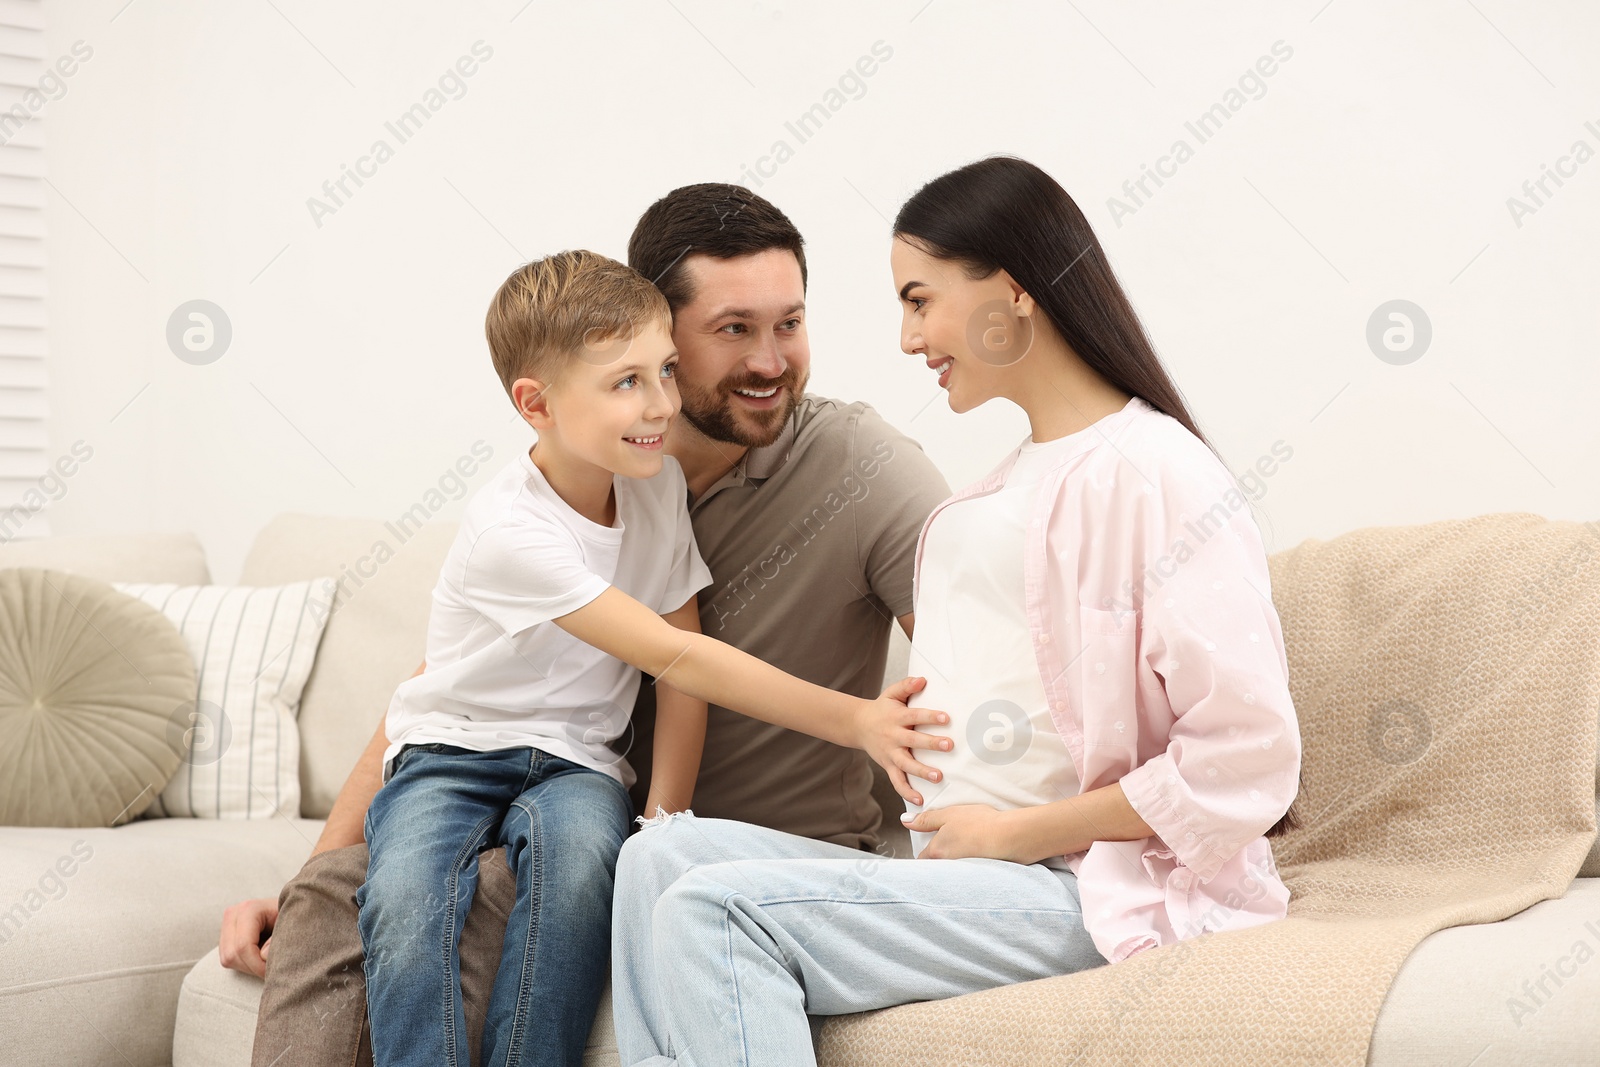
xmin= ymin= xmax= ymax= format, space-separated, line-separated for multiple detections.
xmin=895 ymin=155 xmax=1301 ymax=840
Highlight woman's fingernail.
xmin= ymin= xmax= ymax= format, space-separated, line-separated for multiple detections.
xmin=901 ymin=812 xmax=915 ymax=822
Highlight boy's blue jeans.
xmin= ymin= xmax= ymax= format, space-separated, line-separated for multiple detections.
xmin=357 ymin=742 xmax=633 ymax=1067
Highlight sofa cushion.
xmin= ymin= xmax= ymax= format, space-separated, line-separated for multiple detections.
xmin=0 ymin=529 xmax=210 ymax=586
xmin=172 ymin=948 xmax=261 ymax=1067
xmin=238 ymin=514 xmax=460 ymax=819
xmin=115 ymin=579 xmax=336 ymax=821
xmin=0 ymin=817 xmax=321 ymax=1067
xmin=171 ymin=877 xmax=1600 ymax=1066
xmin=0 ymin=569 xmax=197 ymax=826
xmin=175 ymin=950 xmax=623 ymax=1067
xmin=1369 ymin=876 xmax=1600 ymax=1062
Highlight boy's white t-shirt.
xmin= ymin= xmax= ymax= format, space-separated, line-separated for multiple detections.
xmin=382 ymin=445 xmax=715 ymax=789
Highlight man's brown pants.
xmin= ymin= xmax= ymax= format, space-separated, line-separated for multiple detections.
xmin=250 ymin=844 xmax=516 ymax=1067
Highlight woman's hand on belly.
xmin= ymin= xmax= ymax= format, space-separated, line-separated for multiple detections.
xmin=908 ymin=783 xmax=1155 ymax=865
xmin=901 ymin=803 xmax=1032 ymax=863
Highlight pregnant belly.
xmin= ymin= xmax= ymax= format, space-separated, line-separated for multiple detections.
xmin=906 ymin=680 xmax=1076 ymax=815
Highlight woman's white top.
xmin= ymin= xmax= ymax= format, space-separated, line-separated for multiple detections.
xmin=904 ymin=433 xmax=1082 ymax=870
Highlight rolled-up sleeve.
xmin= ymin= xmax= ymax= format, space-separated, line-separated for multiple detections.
xmin=1113 ymin=457 xmax=1302 ymax=881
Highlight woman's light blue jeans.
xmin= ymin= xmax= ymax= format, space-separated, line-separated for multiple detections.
xmin=610 ymin=812 xmax=1108 ymax=1067
xmin=357 ymin=742 xmax=632 ymax=1067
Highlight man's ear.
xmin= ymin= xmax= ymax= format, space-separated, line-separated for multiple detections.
xmin=511 ymin=376 xmax=553 ymax=428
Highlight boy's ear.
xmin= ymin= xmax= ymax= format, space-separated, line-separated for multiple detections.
xmin=512 ymin=377 xmax=552 ymax=427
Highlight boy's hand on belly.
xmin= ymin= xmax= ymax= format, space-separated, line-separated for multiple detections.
xmin=854 ymin=675 xmax=954 ymax=806
xmin=903 ymin=803 xmax=1031 ymax=864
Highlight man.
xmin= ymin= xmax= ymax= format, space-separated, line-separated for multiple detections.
xmin=220 ymin=183 xmax=951 ymax=1067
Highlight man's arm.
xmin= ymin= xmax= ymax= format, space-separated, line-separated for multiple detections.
xmin=219 ymin=660 xmax=422 ymax=977
xmin=309 ymin=720 xmax=387 ymax=856
xmin=852 ymin=405 xmax=949 ymax=651
xmin=309 ymin=659 xmax=421 ymax=855
xmin=639 ymin=597 xmax=707 ymax=819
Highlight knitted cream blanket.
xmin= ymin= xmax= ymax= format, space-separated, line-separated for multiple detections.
xmin=818 ymin=512 xmax=1600 ymax=1065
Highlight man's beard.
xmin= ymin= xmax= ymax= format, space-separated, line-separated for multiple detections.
xmin=678 ymin=368 xmax=807 ymax=448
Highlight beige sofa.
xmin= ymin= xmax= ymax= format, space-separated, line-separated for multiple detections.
xmin=1 ymin=513 xmax=1597 ymax=1066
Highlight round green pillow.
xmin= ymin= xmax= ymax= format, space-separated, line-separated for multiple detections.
xmin=0 ymin=568 xmax=197 ymax=826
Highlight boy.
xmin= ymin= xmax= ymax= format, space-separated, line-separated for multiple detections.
xmin=357 ymin=250 xmax=952 ymax=1067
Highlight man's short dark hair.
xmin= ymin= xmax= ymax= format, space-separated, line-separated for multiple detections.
xmin=627 ymin=184 xmax=808 ymax=313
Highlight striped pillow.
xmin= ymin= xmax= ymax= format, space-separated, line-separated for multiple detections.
xmin=113 ymin=578 xmax=337 ymax=819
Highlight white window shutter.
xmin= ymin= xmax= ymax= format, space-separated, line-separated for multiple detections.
xmin=0 ymin=0 xmax=48 ymax=543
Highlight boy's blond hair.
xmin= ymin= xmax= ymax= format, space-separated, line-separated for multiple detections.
xmin=485 ymin=249 xmax=671 ymax=401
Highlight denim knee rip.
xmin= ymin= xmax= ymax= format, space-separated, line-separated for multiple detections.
xmin=635 ymin=805 xmax=696 ymax=830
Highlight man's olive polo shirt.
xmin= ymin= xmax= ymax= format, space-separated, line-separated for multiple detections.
xmin=626 ymin=393 xmax=951 ymax=849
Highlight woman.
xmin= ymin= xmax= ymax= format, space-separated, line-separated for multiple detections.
xmin=609 ymin=155 xmax=1303 ymax=1066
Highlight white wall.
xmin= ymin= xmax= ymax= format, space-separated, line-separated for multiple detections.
xmin=37 ymin=0 xmax=1599 ymax=581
